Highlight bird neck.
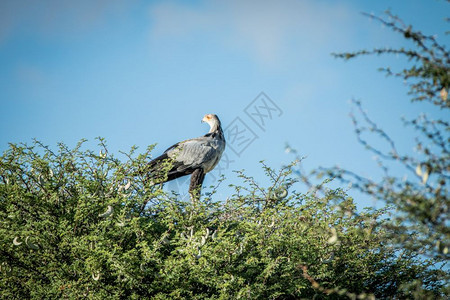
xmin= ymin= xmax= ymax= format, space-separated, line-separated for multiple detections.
xmin=208 ymin=120 xmax=224 ymax=139
xmin=209 ymin=121 xmax=221 ymax=133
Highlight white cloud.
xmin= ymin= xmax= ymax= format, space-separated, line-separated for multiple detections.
xmin=0 ymin=0 xmax=134 ymax=43
xmin=149 ymin=0 xmax=356 ymax=66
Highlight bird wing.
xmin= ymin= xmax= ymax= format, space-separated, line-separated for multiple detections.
xmin=166 ymin=136 xmax=222 ymax=172
xmin=146 ymin=130 xmax=225 ymax=183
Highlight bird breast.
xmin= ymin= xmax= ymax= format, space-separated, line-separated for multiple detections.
xmin=203 ymin=139 xmax=225 ymax=173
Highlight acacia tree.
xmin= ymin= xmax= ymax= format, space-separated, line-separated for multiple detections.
xmin=0 ymin=139 xmax=446 ymax=299
xmin=290 ymin=9 xmax=449 ymax=297
xmin=336 ymin=10 xmax=448 ymax=256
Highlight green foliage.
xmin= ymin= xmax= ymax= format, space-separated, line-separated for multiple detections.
xmin=0 ymin=140 xmax=446 ymax=299
xmin=333 ymin=11 xmax=449 ymax=108
xmin=288 ymin=9 xmax=450 ymax=299
xmin=327 ymin=10 xmax=450 ymax=261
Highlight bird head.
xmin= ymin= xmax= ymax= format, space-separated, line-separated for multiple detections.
xmin=202 ymin=114 xmax=221 ymax=132
xmin=202 ymin=114 xmax=214 ymax=123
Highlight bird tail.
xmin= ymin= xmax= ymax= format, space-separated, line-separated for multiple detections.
xmin=143 ymin=153 xmax=172 ymax=183
xmin=144 ymin=154 xmax=192 ymax=184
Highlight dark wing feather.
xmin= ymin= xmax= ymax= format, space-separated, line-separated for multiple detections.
xmin=146 ymin=141 xmax=197 ymax=183
xmin=146 ymin=130 xmax=224 ymax=184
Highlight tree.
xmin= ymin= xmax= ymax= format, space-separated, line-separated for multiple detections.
xmin=289 ymin=9 xmax=449 ymax=298
xmin=0 ymin=139 xmax=446 ymax=299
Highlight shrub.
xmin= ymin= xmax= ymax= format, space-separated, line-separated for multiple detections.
xmin=0 ymin=139 xmax=445 ymax=299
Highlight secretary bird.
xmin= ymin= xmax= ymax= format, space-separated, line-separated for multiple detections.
xmin=146 ymin=114 xmax=225 ymax=200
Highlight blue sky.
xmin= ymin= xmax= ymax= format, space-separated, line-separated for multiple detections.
xmin=1 ymin=0 xmax=448 ymax=206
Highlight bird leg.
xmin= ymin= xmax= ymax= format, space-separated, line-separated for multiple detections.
xmin=189 ymin=168 xmax=205 ymax=203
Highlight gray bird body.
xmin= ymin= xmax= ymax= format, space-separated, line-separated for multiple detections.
xmin=165 ymin=134 xmax=225 ymax=174
xmin=146 ymin=114 xmax=225 ymax=192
